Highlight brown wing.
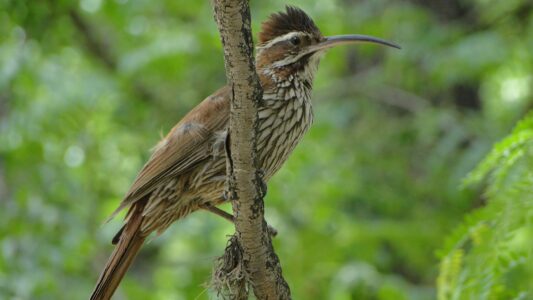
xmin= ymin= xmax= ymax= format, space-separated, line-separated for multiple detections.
xmin=109 ymin=86 xmax=230 ymax=218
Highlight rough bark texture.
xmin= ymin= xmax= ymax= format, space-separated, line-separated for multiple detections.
xmin=212 ymin=0 xmax=291 ymax=299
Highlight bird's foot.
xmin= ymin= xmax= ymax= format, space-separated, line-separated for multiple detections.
xmin=267 ymin=224 xmax=278 ymax=237
xmin=222 ymin=185 xmax=237 ymax=201
xmin=255 ymin=169 xmax=267 ymax=198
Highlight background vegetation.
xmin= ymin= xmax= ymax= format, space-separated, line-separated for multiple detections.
xmin=1 ymin=0 xmax=532 ymax=299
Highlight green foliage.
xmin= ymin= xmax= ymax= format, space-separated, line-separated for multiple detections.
xmin=438 ymin=113 xmax=533 ymax=300
xmin=0 ymin=0 xmax=532 ymax=299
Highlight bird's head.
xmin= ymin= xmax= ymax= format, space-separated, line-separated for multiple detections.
xmin=256 ymin=6 xmax=400 ymax=84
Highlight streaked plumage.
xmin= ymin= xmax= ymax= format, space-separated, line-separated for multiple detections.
xmin=91 ymin=6 xmax=399 ymax=299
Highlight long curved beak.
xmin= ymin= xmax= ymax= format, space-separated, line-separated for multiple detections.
xmin=306 ymin=34 xmax=401 ymax=54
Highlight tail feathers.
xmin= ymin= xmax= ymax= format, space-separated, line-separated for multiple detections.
xmin=91 ymin=201 xmax=147 ymax=300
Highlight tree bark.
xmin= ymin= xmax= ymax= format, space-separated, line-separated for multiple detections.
xmin=212 ymin=1 xmax=291 ymax=299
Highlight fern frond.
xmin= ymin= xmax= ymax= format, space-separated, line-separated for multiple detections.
xmin=438 ymin=112 xmax=533 ymax=299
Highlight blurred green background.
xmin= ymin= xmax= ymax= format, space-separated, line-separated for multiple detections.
xmin=1 ymin=0 xmax=532 ymax=299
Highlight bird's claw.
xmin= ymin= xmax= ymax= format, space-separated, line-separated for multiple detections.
xmin=222 ymin=189 xmax=229 ymax=201
xmin=267 ymin=224 xmax=278 ymax=237
xmin=256 ymin=169 xmax=268 ymax=198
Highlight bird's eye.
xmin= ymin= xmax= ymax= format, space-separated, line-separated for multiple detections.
xmin=290 ymin=36 xmax=301 ymax=46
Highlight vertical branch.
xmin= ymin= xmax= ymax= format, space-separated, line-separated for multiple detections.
xmin=212 ymin=0 xmax=291 ymax=299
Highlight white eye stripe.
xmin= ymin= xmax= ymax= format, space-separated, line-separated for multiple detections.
xmin=257 ymin=31 xmax=306 ymax=50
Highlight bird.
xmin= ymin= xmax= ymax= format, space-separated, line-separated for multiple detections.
xmin=90 ymin=5 xmax=399 ymax=300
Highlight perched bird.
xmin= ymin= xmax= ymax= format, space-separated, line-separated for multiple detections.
xmin=91 ymin=6 xmax=399 ymax=299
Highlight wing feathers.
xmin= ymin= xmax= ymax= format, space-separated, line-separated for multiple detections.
xmin=109 ymin=86 xmax=230 ymax=219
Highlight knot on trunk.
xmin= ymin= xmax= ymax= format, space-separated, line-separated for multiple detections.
xmin=211 ymin=234 xmax=250 ymax=299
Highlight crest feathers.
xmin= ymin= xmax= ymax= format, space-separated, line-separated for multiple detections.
xmin=259 ymin=6 xmax=321 ymax=44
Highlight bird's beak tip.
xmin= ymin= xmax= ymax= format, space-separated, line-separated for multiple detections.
xmin=391 ymin=43 xmax=402 ymax=50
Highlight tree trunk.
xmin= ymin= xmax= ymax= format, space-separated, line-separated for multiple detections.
xmin=212 ymin=0 xmax=291 ymax=299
